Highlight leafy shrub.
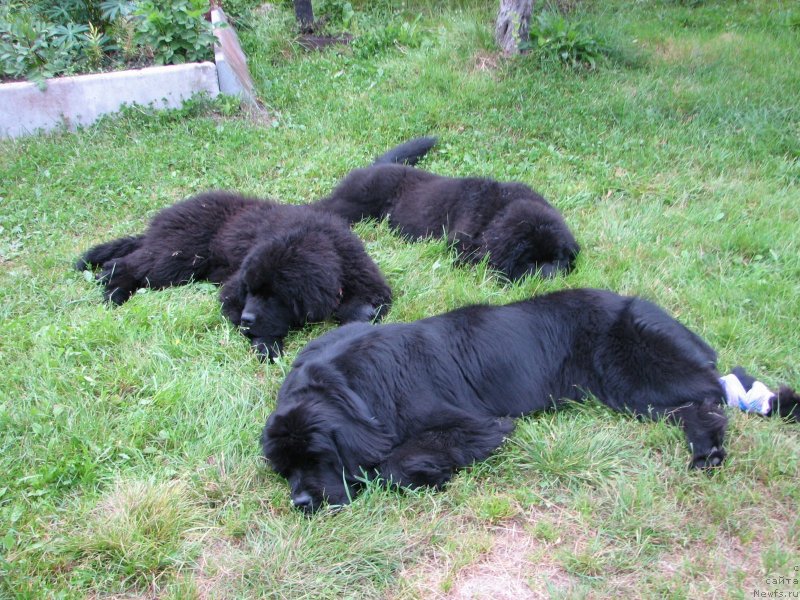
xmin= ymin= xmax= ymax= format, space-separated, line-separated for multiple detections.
xmin=523 ymin=11 xmax=607 ymax=69
xmin=1 ymin=0 xmax=217 ymax=82
xmin=352 ymin=15 xmax=424 ymax=59
xmin=0 ymin=1 xmax=129 ymax=82
xmin=0 ymin=9 xmax=80 ymax=82
xmin=133 ymin=0 xmax=218 ymax=65
xmin=317 ymin=0 xmax=356 ymax=30
xmin=218 ymin=0 xmax=264 ymax=21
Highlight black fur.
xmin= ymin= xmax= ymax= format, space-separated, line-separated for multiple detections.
xmin=772 ymin=386 xmax=800 ymax=421
xmin=262 ymin=288 xmax=728 ymax=513
xmin=77 ymin=191 xmax=392 ymax=359
xmin=315 ymin=161 xmax=580 ymax=280
xmin=372 ymin=136 xmax=437 ymax=166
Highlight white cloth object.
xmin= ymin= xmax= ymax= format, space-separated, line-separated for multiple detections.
xmin=719 ymin=374 xmax=774 ymax=415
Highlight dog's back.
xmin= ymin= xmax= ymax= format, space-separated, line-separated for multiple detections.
xmin=291 ymin=289 xmax=722 ymax=420
xmin=315 ymin=164 xmax=437 ymax=223
xmin=316 ymin=159 xmax=579 ymax=279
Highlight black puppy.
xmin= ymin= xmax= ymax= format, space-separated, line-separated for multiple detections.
xmin=315 ymin=150 xmax=580 ymax=280
xmin=262 ymin=288 xmax=797 ymax=512
xmin=77 ymin=191 xmax=391 ymax=359
xmin=76 ymin=138 xmax=436 ymax=358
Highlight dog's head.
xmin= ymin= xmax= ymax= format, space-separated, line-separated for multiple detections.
xmin=219 ymin=235 xmax=344 ymax=359
xmin=485 ymin=200 xmax=580 ymax=281
xmin=261 ymin=371 xmax=393 ymax=513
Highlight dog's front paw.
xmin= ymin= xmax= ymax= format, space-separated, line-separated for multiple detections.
xmin=252 ymin=337 xmax=283 ymax=362
xmin=690 ymin=446 xmax=726 ymax=471
xmin=337 ymin=302 xmax=387 ymax=324
xmin=103 ymin=284 xmax=133 ymax=306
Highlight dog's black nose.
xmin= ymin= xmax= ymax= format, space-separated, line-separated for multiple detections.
xmin=240 ymin=311 xmax=256 ymax=327
xmin=292 ymin=491 xmax=313 ymax=511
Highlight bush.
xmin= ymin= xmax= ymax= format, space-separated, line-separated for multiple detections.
xmin=317 ymin=0 xmax=356 ymax=30
xmin=523 ymin=11 xmax=607 ymax=69
xmin=0 ymin=9 xmax=82 ymax=82
xmin=133 ymin=0 xmax=218 ymax=65
xmin=351 ymin=15 xmax=424 ymax=59
xmin=0 ymin=0 xmax=218 ymax=83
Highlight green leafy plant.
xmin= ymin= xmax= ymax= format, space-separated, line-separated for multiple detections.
xmin=0 ymin=1 xmax=140 ymax=82
xmin=83 ymin=22 xmax=111 ymax=70
xmin=100 ymin=0 xmax=135 ymax=22
xmin=352 ymin=15 xmax=423 ymax=59
xmin=50 ymin=22 xmax=90 ymax=48
xmin=217 ymin=0 xmax=263 ymax=21
xmin=133 ymin=0 xmax=218 ymax=65
xmin=317 ymin=0 xmax=355 ymax=30
xmin=0 ymin=0 xmax=217 ymax=82
xmin=0 ymin=10 xmax=78 ymax=82
xmin=109 ymin=15 xmax=141 ymax=63
xmin=523 ymin=11 xmax=607 ymax=69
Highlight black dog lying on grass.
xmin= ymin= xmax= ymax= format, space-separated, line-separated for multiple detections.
xmin=76 ymin=140 xmax=436 ymax=359
xmin=315 ymin=140 xmax=580 ymax=280
xmin=76 ymin=191 xmax=391 ymax=359
xmin=261 ymin=288 xmax=800 ymax=512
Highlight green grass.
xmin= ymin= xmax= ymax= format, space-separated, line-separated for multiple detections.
xmin=1 ymin=0 xmax=799 ymax=596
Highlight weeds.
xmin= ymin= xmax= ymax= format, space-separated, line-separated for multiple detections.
xmin=523 ymin=10 xmax=609 ymax=68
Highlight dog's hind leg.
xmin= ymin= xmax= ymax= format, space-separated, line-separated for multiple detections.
xmin=98 ymin=256 xmax=144 ymax=305
xmin=98 ymin=245 xmax=192 ymax=305
xmin=667 ymin=399 xmax=728 ymax=469
xmin=772 ymin=386 xmax=800 ymax=422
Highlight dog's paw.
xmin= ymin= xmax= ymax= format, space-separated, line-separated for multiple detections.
xmin=336 ymin=302 xmax=388 ymax=324
xmin=103 ymin=285 xmax=132 ymax=306
xmin=253 ymin=337 xmax=283 ymax=362
xmin=371 ymin=302 xmax=390 ymax=322
xmin=689 ymin=446 xmax=726 ymax=471
xmin=772 ymin=386 xmax=800 ymax=422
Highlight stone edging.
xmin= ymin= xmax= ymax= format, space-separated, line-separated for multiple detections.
xmin=0 ymin=7 xmax=255 ymax=139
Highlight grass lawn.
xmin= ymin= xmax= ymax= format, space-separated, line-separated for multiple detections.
xmin=1 ymin=0 xmax=798 ymax=597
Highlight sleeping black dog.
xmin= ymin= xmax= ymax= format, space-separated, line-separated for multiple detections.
xmin=76 ymin=191 xmax=391 ymax=359
xmin=261 ymin=288 xmax=799 ymax=512
xmin=76 ymin=140 xmax=436 ymax=359
xmin=315 ymin=141 xmax=580 ymax=280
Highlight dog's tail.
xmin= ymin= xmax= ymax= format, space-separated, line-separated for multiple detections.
xmin=372 ymin=136 xmax=437 ymax=166
xmin=75 ymin=235 xmax=145 ymax=270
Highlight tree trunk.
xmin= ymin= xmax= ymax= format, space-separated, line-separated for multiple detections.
xmin=294 ymin=0 xmax=315 ymax=34
xmin=495 ymin=0 xmax=533 ymax=55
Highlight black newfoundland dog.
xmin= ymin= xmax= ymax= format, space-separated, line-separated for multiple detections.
xmin=76 ymin=140 xmax=436 ymax=358
xmin=315 ymin=143 xmax=580 ymax=280
xmin=261 ymin=288 xmax=798 ymax=512
xmin=76 ymin=191 xmax=391 ymax=359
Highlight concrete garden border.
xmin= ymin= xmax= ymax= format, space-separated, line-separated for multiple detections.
xmin=0 ymin=7 xmax=255 ymax=139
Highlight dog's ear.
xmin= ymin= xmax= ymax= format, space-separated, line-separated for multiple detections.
xmin=261 ymin=403 xmax=342 ymax=474
xmin=219 ymin=272 xmax=246 ymax=323
xmin=254 ymin=234 xmax=344 ymax=322
xmin=262 ymin=378 xmax=394 ymax=479
xmin=323 ymin=384 xmax=393 ymax=472
xmin=483 ymin=205 xmax=578 ymax=280
xmin=300 ymin=365 xmax=395 ymax=471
